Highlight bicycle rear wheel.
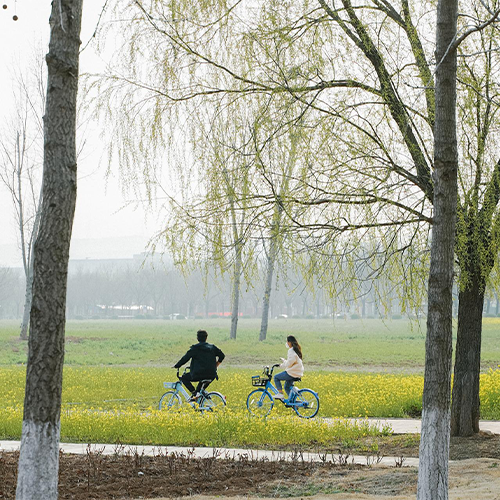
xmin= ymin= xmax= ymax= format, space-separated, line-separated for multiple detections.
xmin=294 ymin=388 xmax=319 ymax=418
xmin=201 ymin=391 xmax=226 ymax=412
xmin=159 ymin=390 xmax=182 ymax=410
xmin=247 ymin=389 xmax=274 ymax=417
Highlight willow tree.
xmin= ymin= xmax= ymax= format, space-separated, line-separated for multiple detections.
xmin=94 ymin=0 xmax=500 ymax=434
xmin=16 ymin=1 xmax=83 ymax=497
xmin=153 ymin=96 xmax=307 ymax=336
xmin=93 ymin=0 xmax=434 ymax=310
xmin=154 ymin=100 xmax=258 ymax=338
xmin=251 ymin=117 xmax=305 ymax=340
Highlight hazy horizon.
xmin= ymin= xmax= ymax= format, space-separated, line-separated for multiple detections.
xmin=0 ymin=234 xmax=152 ymax=268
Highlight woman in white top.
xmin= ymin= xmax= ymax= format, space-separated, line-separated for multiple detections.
xmin=273 ymin=335 xmax=304 ymax=400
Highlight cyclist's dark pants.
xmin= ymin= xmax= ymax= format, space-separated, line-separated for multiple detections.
xmin=180 ymin=373 xmax=212 ymax=394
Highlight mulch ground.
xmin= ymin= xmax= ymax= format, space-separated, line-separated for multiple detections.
xmin=1 ymin=434 xmax=499 ymax=499
xmin=1 ymin=450 xmax=366 ymax=499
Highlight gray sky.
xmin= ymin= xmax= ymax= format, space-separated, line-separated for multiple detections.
xmin=0 ymin=1 xmax=157 ymax=266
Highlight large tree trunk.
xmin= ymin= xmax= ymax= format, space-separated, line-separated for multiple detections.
xmin=16 ymin=1 xmax=82 ymax=498
xmin=451 ymin=284 xmax=484 ymax=436
xmin=417 ymin=1 xmax=458 ymax=499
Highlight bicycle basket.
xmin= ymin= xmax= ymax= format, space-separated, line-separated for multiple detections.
xmin=163 ymin=382 xmax=178 ymax=389
xmin=251 ymin=375 xmax=268 ymax=387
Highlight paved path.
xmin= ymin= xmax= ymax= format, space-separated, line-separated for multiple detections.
xmin=2 ymin=419 xmax=498 ymax=468
xmin=360 ymin=418 xmax=500 ymax=435
xmin=0 ymin=439 xmax=420 ymax=467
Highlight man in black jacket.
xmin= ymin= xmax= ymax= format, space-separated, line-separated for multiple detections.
xmin=174 ymin=329 xmax=225 ymax=400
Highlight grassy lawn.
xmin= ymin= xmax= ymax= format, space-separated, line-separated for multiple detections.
xmin=1 ymin=317 xmax=499 ymax=370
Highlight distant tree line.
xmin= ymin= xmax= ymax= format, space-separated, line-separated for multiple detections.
xmin=2 ymin=257 xmax=500 ymax=321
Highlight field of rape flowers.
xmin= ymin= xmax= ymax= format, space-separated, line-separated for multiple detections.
xmin=1 ymin=366 xmax=500 ymax=446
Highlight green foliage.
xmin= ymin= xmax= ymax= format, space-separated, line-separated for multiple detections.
xmin=89 ymin=0 xmax=443 ymax=315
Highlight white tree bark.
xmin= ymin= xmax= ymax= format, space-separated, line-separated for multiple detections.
xmin=417 ymin=408 xmax=451 ymax=499
xmin=16 ymin=421 xmax=60 ymax=499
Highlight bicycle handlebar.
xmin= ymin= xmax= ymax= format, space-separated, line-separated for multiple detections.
xmin=176 ymin=367 xmax=190 ymax=379
xmin=262 ymin=363 xmax=281 ymax=378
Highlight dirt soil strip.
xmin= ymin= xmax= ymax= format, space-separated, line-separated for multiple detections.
xmin=2 ymin=451 xmax=500 ymax=499
xmin=150 ymin=459 xmax=500 ymax=500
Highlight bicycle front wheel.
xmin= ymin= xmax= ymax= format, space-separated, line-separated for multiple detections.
xmin=159 ymin=390 xmax=182 ymax=410
xmin=294 ymin=389 xmax=319 ymax=418
xmin=201 ymin=392 xmax=226 ymax=412
xmin=247 ymin=389 xmax=274 ymax=417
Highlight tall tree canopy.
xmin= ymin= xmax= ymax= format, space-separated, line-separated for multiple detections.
xmin=93 ymin=0 xmax=500 ymax=435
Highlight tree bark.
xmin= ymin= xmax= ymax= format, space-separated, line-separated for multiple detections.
xmin=417 ymin=1 xmax=458 ymax=499
xmin=19 ymin=275 xmax=33 ymax=341
xmin=16 ymin=1 xmax=82 ymax=499
xmin=20 ymin=199 xmax=41 ymax=341
xmin=451 ymin=284 xmax=484 ymax=436
xmin=230 ymin=240 xmax=242 ymax=339
xmin=259 ymin=235 xmax=277 ymax=341
xmin=16 ymin=131 xmax=30 ymax=341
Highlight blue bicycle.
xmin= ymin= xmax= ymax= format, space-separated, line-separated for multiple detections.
xmin=246 ymin=364 xmax=319 ymax=418
xmin=159 ymin=368 xmax=226 ymax=412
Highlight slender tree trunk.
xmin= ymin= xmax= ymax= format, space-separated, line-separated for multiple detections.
xmin=20 ymin=199 xmax=41 ymax=341
xmin=16 ymin=2 xmax=82 ymax=498
xmin=451 ymin=284 xmax=484 ymax=436
xmin=225 ymin=174 xmax=244 ymax=340
xmin=417 ymin=1 xmax=458 ymax=499
xmin=230 ymin=241 xmax=242 ymax=339
xmin=16 ymin=131 xmax=30 ymax=341
xmin=259 ymin=236 xmax=277 ymax=341
xmin=19 ymin=274 xmax=33 ymax=340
